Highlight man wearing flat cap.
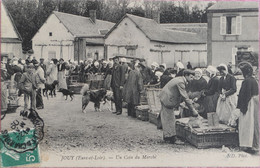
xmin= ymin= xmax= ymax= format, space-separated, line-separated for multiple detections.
xmin=34 ymin=61 xmax=46 ymax=109
xmin=158 ymin=69 xmax=199 ymax=144
xmin=19 ymin=63 xmax=37 ymax=111
xmin=111 ymin=56 xmax=126 ymax=115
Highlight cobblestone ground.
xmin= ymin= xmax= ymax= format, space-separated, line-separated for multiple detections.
xmin=1 ymin=85 xmax=259 ymax=167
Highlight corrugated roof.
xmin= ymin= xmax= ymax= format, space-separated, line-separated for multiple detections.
xmin=160 ymin=23 xmax=207 ymax=42
xmin=125 ymin=14 xmax=205 ymax=44
xmin=53 ymin=11 xmax=115 ymax=37
xmin=208 ymin=1 xmax=258 ymax=11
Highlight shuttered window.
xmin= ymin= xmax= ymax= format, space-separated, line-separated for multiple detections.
xmin=220 ymin=16 xmax=226 ymax=35
xmin=220 ymin=15 xmax=242 ymax=35
xmin=236 ymin=16 xmax=242 ymax=35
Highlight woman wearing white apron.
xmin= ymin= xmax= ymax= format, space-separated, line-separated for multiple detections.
xmin=237 ymin=62 xmax=259 ymax=154
xmin=216 ymin=64 xmax=237 ymax=124
xmin=57 ymin=58 xmax=68 ymax=90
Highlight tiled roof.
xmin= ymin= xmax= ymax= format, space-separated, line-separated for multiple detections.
xmin=160 ymin=23 xmax=207 ymax=42
xmin=125 ymin=14 xmax=205 ymax=44
xmin=53 ymin=11 xmax=115 ymax=37
xmin=208 ymin=1 xmax=258 ymax=11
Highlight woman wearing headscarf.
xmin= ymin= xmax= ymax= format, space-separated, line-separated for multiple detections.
xmin=175 ymin=61 xmax=185 ymax=77
xmin=57 ymin=58 xmax=67 ymax=89
xmin=183 ymin=68 xmax=207 ymax=117
xmin=187 ymin=68 xmax=207 ymax=93
xmin=237 ymin=62 xmax=258 ymax=153
xmin=103 ymin=61 xmax=113 ymax=90
xmin=200 ymin=66 xmax=220 ymax=118
xmin=46 ymin=59 xmax=58 ymax=85
xmin=216 ymin=63 xmax=237 ymax=124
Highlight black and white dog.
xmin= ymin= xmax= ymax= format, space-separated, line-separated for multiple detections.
xmin=81 ymin=84 xmax=108 ymax=112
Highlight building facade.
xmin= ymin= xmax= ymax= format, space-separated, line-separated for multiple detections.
xmin=105 ymin=14 xmax=207 ymax=68
xmin=1 ymin=3 xmax=23 ymax=60
xmin=207 ymin=1 xmax=259 ymax=66
xmin=32 ymin=11 xmax=114 ymax=62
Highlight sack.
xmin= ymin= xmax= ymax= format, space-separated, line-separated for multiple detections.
xmin=216 ymin=95 xmax=237 ymax=124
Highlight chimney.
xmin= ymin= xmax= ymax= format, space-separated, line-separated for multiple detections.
xmin=152 ymin=11 xmax=160 ymax=24
xmin=89 ymin=10 xmax=96 ymax=23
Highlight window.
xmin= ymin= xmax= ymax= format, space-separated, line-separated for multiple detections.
xmin=94 ymin=52 xmax=99 ymax=60
xmin=220 ymin=16 xmax=242 ymax=35
xmin=49 ymin=32 xmax=52 ymax=36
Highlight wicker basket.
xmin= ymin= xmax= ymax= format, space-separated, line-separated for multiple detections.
xmin=146 ymin=88 xmax=162 ymax=112
xmin=89 ymin=80 xmax=104 ymax=90
xmin=184 ymin=125 xmax=238 ymax=149
xmin=135 ymin=105 xmax=149 ymax=121
xmin=176 ymin=121 xmax=188 ymax=139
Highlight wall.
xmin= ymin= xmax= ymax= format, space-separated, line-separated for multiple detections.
xmin=149 ymin=41 xmax=207 ymax=68
xmin=105 ymin=17 xmax=151 ymax=60
xmin=208 ymin=10 xmax=259 ymax=66
xmin=1 ymin=43 xmax=23 ymax=58
xmin=1 ymin=4 xmax=19 ymax=39
xmin=32 ymin=14 xmax=75 ymax=62
xmin=85 ymin=46 xmax=105 ymax=61
xmin=105 ymin=16 xmax=207 ymax=67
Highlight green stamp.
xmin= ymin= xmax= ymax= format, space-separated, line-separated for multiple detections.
xmin=0 ymin=109 xmax=44 ymax=167
xmin=0 ymin=129 xmax=40 ymax=167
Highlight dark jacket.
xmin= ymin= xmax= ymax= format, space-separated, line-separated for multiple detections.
xmin=160 ymin=70 xmax=173 ymax=88
xmin=123 ymin=69 xmax=144 ymax=105
xmin=141 ymin=67 xmax=155 ymax=85
xmin=111 ymin=64 xmax=125 ymax=88
xmin=218 ymin=74 xmax=237 ymax=97
xmin=57 ymin=63 xmax=66 ymax=71
xmin=187 ymin=77 xmax=207 ymax=92
xmin=237 ymin=76 xmax=258 ymax=114
xmin=204 ymin=76 xmax=219 ymax=96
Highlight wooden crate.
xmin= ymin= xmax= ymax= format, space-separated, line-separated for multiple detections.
xmin=184 ymin=124 xmax=238 ymax=149
xmin=148 ymin=110 xmax=162 ymax=129
xmin=68 ymin=83 xmax=85 ymax=94
xmin=146 ymin=88 xmax=162 ymax=112
xmin=135 ymin=105 xmax=149 ymax=121
xmin=148 ymin=110 xmax=159 ymax=125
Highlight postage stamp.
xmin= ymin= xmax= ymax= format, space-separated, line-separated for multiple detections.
xmin=0 ymin=109 xmax=44 ymax=167
xmin=0 ymin=129 xmax=40 ymax=167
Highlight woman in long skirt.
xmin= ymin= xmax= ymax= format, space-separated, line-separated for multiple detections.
xmin=216 ymin=64 xmax=237 ymax=124
xmin=237 ymin=62 xmax=259 ymax=153
xmin=57 ymin=58 xmax=67 ymax=89
xmin=201 ymin=66 xmax=219 ymax=118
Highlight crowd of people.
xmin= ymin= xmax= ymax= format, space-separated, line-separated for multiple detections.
xmin=1 ymin=54 xmax=258 ymax=154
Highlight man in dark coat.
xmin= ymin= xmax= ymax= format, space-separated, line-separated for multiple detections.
xmin=158 ymin=70 xmax=199 ymax=144
xmin=111 ymin=56 xmax=126 ymax=115
xmin=123 ymin=63 xmax=144 ymax=117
